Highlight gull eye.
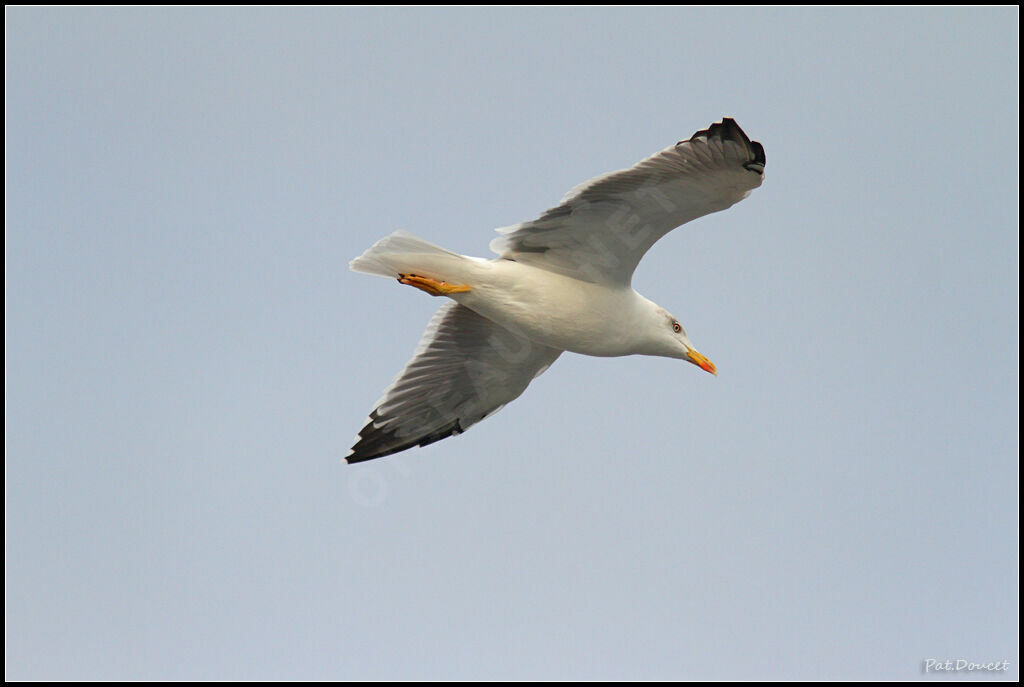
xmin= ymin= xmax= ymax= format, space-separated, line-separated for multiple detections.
xmin=672 ymin=322 xmax=682 ymax=333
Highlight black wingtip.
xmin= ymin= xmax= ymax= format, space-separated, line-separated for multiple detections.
xmin=345 ymin=412 xmax=465 ymax=464
xmin=750 ymin=139 xmax=765 ymax=164
xmin=683 ymin=118 xmax=765 ymax=173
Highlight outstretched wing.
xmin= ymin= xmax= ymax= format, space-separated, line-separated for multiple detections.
xmin=489 ymin=118 xmax=765 ymax=286
xmin=347 ymin=302 xmax=562 ymax=463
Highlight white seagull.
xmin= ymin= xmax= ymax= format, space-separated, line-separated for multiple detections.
xmin=346 ymin=118 xmax=765 ymax=463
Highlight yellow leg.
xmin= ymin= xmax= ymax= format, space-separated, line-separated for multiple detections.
xmin=397 ymin=274 xmax=472 ymax=297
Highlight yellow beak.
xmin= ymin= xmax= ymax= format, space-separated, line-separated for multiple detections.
xmin=686 ymin=348 xmax=717 ymax=376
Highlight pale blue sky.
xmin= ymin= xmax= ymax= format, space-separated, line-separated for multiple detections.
xmin=6 ymin=7 xmax=1018 ymax=680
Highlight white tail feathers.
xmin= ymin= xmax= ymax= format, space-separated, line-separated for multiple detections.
xmin=349 ymin=230 xmax=465 ymax=280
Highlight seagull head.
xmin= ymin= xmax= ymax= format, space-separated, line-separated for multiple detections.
xmin=649 ymin=306 xmax=717 ymax=375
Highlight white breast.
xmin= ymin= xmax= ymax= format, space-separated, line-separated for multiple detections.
xmin=451 ymin=258 xmax=648 ymax=357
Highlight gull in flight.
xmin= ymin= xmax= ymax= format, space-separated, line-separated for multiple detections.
xmin=346 ymin=118 xmax=765 ymax=463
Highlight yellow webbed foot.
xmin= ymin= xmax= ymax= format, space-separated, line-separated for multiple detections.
xmin=397 ymin=274 xmax=472 ymax=297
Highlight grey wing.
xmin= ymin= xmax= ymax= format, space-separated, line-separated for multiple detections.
xmin=346 ymin=302 xmax=563 ymax=463
xmin=489 ymin=118 xmax=766 ymax=286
